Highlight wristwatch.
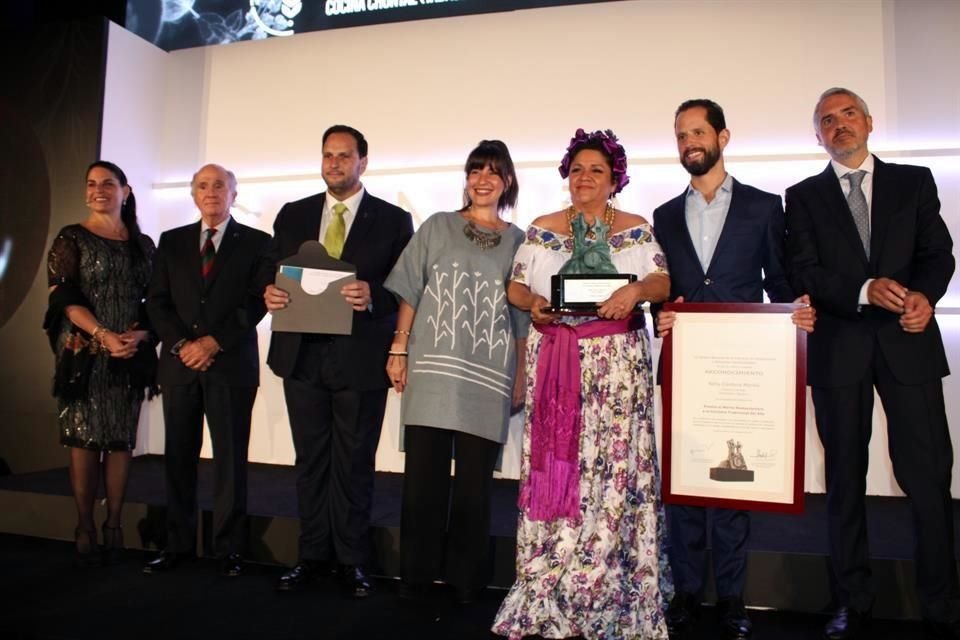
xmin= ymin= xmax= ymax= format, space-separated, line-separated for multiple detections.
xmin=170 ymin=338 xmax=187 ymax=356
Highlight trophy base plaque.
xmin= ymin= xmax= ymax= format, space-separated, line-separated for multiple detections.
xmin=709 ymin=468 xmax=755 ymax=482
xmin=544 ymin=273 xmax=638 ymax=314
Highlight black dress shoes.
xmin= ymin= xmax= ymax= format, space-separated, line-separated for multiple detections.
xmin=142 ymin=551 xmax=195 ymax=574
xmin=824 ymin=606 xmax=871 ymax=639
xmin=340 ymin=565 xmax=374 ymax=598
xmin=666 ymin=591 xmax=700 ymax=637
xmin=276 ymin=560 xmax=331 ymax=591
xmin=220 ymin=552 xmax=244 ymax=577
xmin=716 ymin=597 xmax=752 ymax=639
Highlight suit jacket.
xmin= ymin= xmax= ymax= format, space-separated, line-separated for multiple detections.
xmin=266 ymin=191 xmax=413 ymax=390
xmin=785 ymin=156 xmax=954 ymax=387
xmin=147 ymin=217 xmax=274 ymax=388
xmin=654 ymin=178 xmax=795 ymax=307
xmin=653 ymin=179 xmax=795 ymax=384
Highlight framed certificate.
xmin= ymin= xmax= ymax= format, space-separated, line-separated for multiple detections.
xmin=661 ymin=302 xmax=806 ymax=513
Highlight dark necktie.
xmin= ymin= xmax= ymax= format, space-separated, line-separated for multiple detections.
xmin=201 ymin=228 xmax=217 ymax=279
xmin=845 ymin=170 xmax=870 ymax=258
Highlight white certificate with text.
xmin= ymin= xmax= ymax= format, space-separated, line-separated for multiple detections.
xmin=662 ymin=303 xmax=806 ymax=513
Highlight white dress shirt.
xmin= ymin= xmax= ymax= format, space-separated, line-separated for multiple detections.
xmin=318 ymin=187 xmax=365 ymax=245
xmin=200 ymin=215 xmax=231 ymax=252
xmin=684 ymin=173 xmax=734 ymax=272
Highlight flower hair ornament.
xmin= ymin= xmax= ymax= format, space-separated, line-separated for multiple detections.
xmin=558 ymin=128 xmax=631 ymax=195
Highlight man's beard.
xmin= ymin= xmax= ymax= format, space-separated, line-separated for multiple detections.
xmin=827 ymin=131 xmax=862 ymax=160
xmin=681 ymin=145 xmax=721 ymax=177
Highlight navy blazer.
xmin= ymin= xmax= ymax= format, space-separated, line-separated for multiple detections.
xmin=785 ymin=156 xmax=954 ymax=387
xmin=147 ymin=217 xmax=274 ymax=387
xmin=266 ymin=190 xmax=413 ymax=390
xmin=653 ymin=177 xmax=795 ymax=310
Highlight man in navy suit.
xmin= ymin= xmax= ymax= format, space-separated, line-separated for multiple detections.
xmin=786 ymin=87 xmax=959 ymax=640
xmin=654 ymin=99 xmax=814 ymax=639
xmin=144 ymin=163 xmax=273 ymax=577
xmin=264 ymin=125 xmax=413 ymax=597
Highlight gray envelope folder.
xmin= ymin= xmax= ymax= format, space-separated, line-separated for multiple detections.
xmin=271 ymin=241 xmax=356 ymax=335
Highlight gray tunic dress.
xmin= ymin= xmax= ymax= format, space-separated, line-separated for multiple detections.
xmin=384 ymin=211 xmax=527 ymax=444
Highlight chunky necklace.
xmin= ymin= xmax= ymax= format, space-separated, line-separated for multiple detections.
xmin=463 ymin=219 xmax=502 ymax=250
xmin=566 ymin=203 xmax=615 ymax=239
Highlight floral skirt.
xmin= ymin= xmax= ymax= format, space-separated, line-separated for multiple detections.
xmin=492 ymin=326 xmax=672 ymax=639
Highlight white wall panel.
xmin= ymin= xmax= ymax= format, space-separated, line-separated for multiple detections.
xmin=103 ymin=0 xmax=960 ymax=494
xmin=101 ymin=22 xmax=170 ymax=456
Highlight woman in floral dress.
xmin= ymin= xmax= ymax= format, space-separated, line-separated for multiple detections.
xmin=493 ymin=129 xmax=673 ymax=639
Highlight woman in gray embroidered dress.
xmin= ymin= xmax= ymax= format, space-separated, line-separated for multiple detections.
xmin=385 ymin=140 xmax=527 ymax=603
xmin=45 ymin=161 xmax=156 ymax=565
xmin=493 ymin=130 xmax=673 ymax=639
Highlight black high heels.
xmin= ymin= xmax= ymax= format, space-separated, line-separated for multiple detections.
xmin=74 ymin=526 xmax=100 ymax=568
xmin=101 ymin=523 xmax=124 ymax=565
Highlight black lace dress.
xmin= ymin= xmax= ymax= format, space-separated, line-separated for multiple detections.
xmin=47 ymin=224 xmax=156 ymax=451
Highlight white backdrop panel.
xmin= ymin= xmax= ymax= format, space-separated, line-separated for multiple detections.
xmin=100 ymin=0 xmax=960 ymax=494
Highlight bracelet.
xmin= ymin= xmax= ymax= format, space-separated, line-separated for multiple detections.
xmin=91 ymin=325 xmax=107 ymax=342
xmin=393 ymin=329 xmax=411 ymax=336
xmin=388 ymin=351 xmax=408 ymax=356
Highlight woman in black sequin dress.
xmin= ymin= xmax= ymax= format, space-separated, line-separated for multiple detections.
xmin=45 ymin=161 xmax=157 ymax=565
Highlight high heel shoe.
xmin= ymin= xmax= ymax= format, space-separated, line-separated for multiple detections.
xmin=101 ymin=523 xmax=125 ymax=565
xmin=74 ymin=526 xmax=100 ymax=568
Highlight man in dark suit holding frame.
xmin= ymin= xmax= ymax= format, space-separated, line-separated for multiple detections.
xmin=786 ymin=87 xmax=959 ymax=640
xmin=264 ymin=125 xmax=413 ymax=597
xmin=654 ymin=99 xmax=814 ymax=640
xmin=144 ymin=163 xmax=273 ymax=577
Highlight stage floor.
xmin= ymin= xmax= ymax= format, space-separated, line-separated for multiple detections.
xmin=1 ymin=455 xmax=958 ymax=624
xmin=1 ymin=454 xmax=952 ymax=558
xmin=0 ymin=532 xmax=937 ymax=640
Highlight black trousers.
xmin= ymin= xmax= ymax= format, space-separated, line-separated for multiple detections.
xmin=813 ymin=346 xmax=959 ymax=623
xmin=400 ymin=425 xmax=500 ymax=593
xmin=161 ymin=378 xmax=255 ymax=557
xmin=283 ymin=339 xmax=387 ymax=566
xmin=667 ymin=504 xmax=750 ymax=599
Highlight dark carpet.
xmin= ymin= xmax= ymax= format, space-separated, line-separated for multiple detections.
xmin=0 ymin=533 xmax=932 ymax=640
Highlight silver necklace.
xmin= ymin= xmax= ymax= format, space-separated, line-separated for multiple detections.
xmin=463 ymin=219 xmax=502 ymax=250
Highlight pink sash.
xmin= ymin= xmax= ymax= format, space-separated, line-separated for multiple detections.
xmin=519 ymin=318 xmax=631 ymax=521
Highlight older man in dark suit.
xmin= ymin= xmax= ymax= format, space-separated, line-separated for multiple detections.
xmin=264 ymin=125 xmax=413 ymax=597
xmin=655 ymin=99 xmax=814 ymax=640
xmin=144 ymin=163 xmax=273 ymax=577
xmin=786 ymin=87 xmax=959 ymax=640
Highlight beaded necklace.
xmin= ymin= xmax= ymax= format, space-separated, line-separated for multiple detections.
xmin=462 ymin=210 xmax=504 ymax=250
